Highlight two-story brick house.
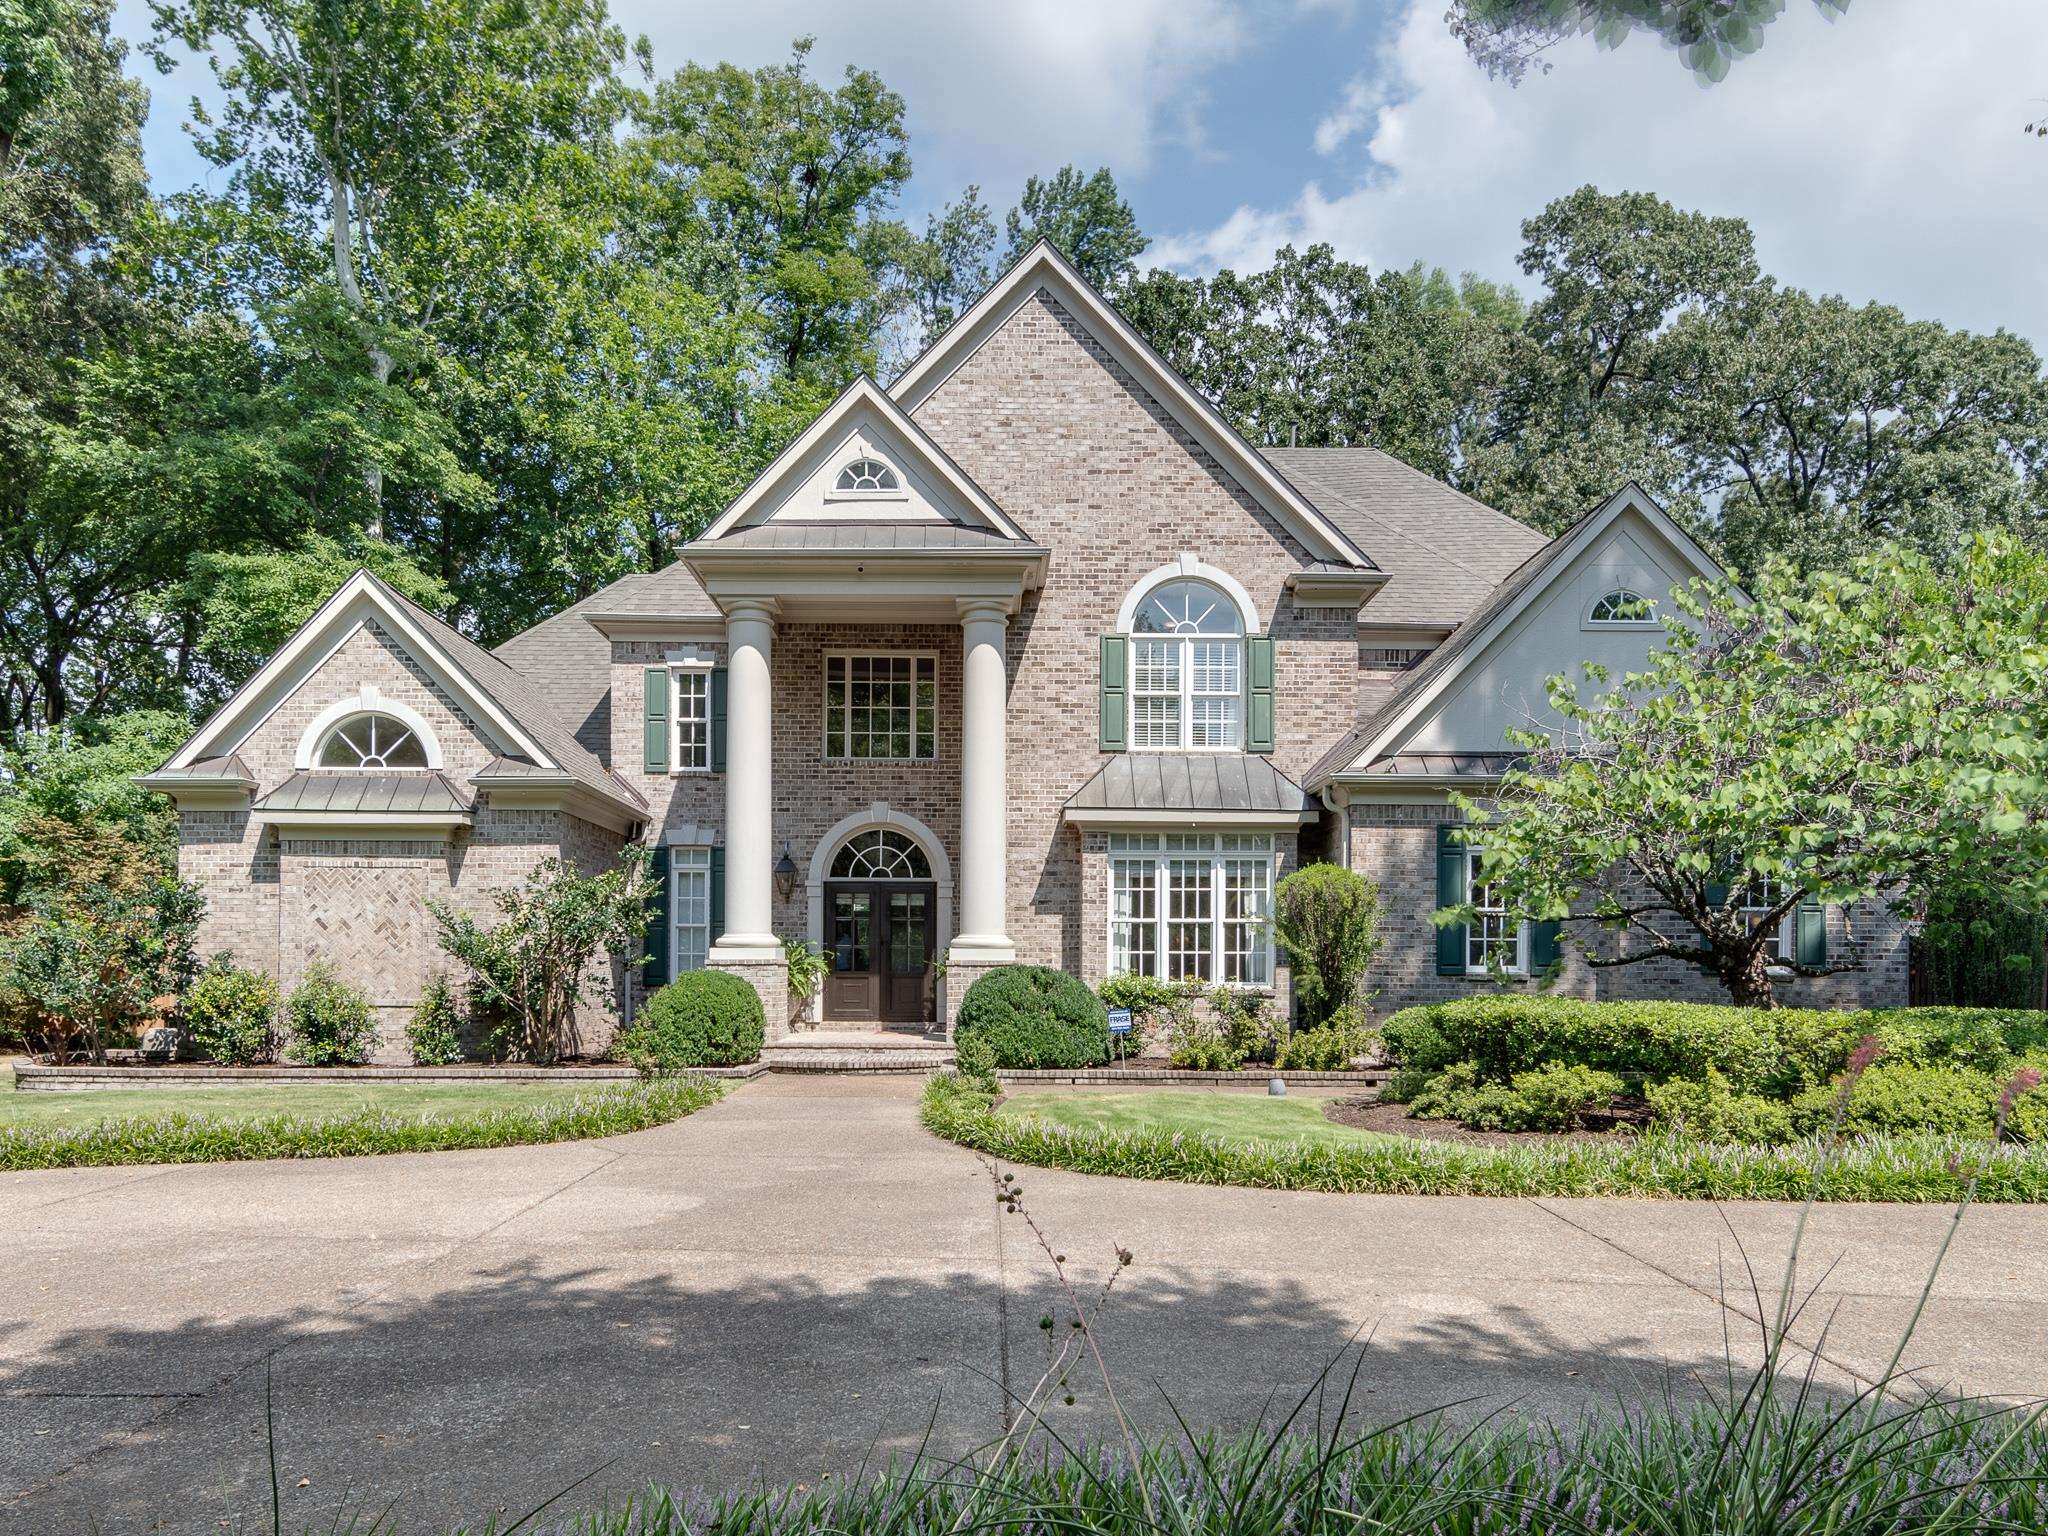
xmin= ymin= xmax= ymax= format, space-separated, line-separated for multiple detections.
xmin=142 ymin=242 xmax=1908 ymax=1059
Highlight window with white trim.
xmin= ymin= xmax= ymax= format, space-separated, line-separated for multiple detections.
xmin=315 ymin=712 xmax=429 ymax=769
xmin=1588 ymin=588 xmax=1655 ymax=624
xmin=1128 ymin=579 xmax=1244 ymax=751
xmin=824 ymin=654 xmax=936 ymax=761
xmin=1738 ymin=880 xmax=1794 ymax=963
xmin=1108 ymin=833 xmax=1272 ymax=986
xmin=672 ymin=668 xmax=710 ymax=772
xmin=834 ymin=457 xmax=900 ymax=493
xmin=1465 ymin=848 xmax=1529 ymax=976
xmin=670 ymin=847 xmax=713 ymax=974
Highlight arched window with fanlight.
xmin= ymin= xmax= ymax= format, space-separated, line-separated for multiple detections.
xmin=1587 ymin=587 xmax=1656 ymax=625
xmin=833 ymin=456 xmax=901 ymax=494
xmin=829 ymin=828 xmax=932 ymax=881
xmin=1128 ymin=578 xmax=1246 ymax=750
xmin=315 ymin=712 xmax=430 ymax=769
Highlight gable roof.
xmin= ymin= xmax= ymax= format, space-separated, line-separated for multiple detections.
xmin=697 ymin=375 xmax=1028 ymax=544
xmin=889 ymin=241 xmax=1377 ymax=572
xmin=1305 ymin=483 xmax=1726 ymax=788
xmin=1264 ymin=448 xmax=1548 ymax=629
xmin=159 ymin=569 xmax=644 ymax=817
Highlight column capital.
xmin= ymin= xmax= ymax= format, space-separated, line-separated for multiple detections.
xmin=722 ymin=597 xmax=781 ymax=627
xmin=955 ymin=595 xmax=1014 ymax=625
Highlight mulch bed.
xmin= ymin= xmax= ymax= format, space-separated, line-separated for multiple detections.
xmin=1322 ymin=1094 xmax=1647 ymax=1149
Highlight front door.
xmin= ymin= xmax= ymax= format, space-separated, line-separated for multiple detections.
xmin=823 ymin=881 xmax=935 ymax=1024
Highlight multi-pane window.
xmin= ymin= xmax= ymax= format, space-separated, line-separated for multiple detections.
xmin=1128 ymin=579 xmax=1244 ymax=751
xmin=316 ymin=713 xmax=429 ymax=769
xmin=672 ymin=668 xmax=710 ymax=772
xmin=824 ymin=655 xmax=937 ymax=761
xmin=1588 ymin=588 xmax=1655 ymax=624
xmin=1738 ymin=880 xmax=1794 ymax=962
xmin=670 ymin=847 xmax=712 ymax=975
xmin=1108 ymin=834 xmax=1272 ymax=986
xmin=1465 ymin=848 xmax=1527 ymax=975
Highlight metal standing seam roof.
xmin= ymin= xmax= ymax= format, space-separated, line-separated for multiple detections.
xmin=694 ymin=522 xmax=1042 ymax=552
xmin=1063 ymin=754 xmax=1312 ymax=815
xmin=254 ymin=771 xmax=474 ymax=815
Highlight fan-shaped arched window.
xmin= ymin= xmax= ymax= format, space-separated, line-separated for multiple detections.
xmin=315 ymin=713 xmax=430 ymax=769
xmin=1127 ymin=579 xmax=1244 ymax=749
xmin=1588 ymin=588 xmax=1655 ymax=625
xmin=830 ymin=828 xmax=931 ymax=880
xmin=834 ymin=456 xmax=900 ymax=494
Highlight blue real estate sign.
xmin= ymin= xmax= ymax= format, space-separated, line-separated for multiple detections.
xmin=1106 ymin=1008 xmax=1133 ymax=1035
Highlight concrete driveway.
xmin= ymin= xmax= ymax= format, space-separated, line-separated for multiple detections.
xmin=6 ymin=1075 xmax=2048 ymax=1534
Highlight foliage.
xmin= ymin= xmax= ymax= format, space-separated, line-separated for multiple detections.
xmin=0 ymin=864 xmax=201 ymax=1061
xmin=1002 ymin=164 xmax=1148 ymax=289
xmin=404 ymin=973 xmax=463 ymax=1067
xmin=615 ymin=971 xmax=765 ymax=1073
xmin=0 ymin=709 xmax=188 ymax=904
xmin=1271 ymin=862 xmax=1383 ymax=1028
xmin=924 ymin=1071 xmax=2048 ymax=1202
xmin=1098 ymin=974 xmax=1198 ymax=1051
xmin=1792 ymin=1063 xmax=2001 ymax=1140
xmin=954 ymin=965 xmax=1109 ymax=1069
xmin=1917 ymin=885 xmax=2046 ymax=1009
xmin=1381 ymin=996 xmax=1781 ymax=1089
xmin=1646 ymin=1071 xmax=1795 ymax=1145
xmin=1409 ymin=1060 xmax=1625 ymax=1131
xmin=781 ymin=937 xmax=828 ymax=1010
xmin=180 ymin=957 xmax=277 ymax=1065
xmin=0 ymin=1076 xmax=721 ymax=1171
xmin=1459 ymin=535 xmax=2048 ymax=1005
xmin=1166 ymin=1014 xmax=1245 ymax=1072
xmin=1446 ymin=3 xmax=1850 ymax=87
xmin=428 ymin=852 xmax=649 ymax=1063
xmin=282 ymin=962 xmax=376 ymax=1066
xmin=1273 ymin=1008 xmax=1374 ymax=1071
xmin=953 ymin=1027 xmax=999 ymax=1089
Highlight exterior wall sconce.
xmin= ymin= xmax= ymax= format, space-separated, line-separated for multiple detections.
xmin=774 ymin=844 xmax=797 ymax=902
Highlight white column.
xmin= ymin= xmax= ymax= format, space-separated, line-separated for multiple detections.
xmin=709 ymin=598 xmax=781 ymax=961
xmin=950 ymin=596 xmax=1016 ymax=963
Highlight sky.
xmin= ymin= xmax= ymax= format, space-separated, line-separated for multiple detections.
xmin=114 ymin=0 xmax=2048 ymax=347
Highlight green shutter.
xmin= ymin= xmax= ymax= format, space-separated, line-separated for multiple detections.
xmin=642 ymin=666 xmax=669 ymax=774
xmin=710 ymin=667 xmax=729 ymax=772
xmin=1698 ymin=882 xmax=1730 ymax=974
xmin=1099 ymin=635 xmax=1128 ymax=752
xmin=1531 ymin=920 xmax=1561 ymax=971
xmin=709 ymin=846 xmax=727 ymax=950
xmin=644 ymin=846 xmax=671 ymax=988
xmin=1245 ymin=634 xmax=1275 ymax=754
xmin=1795 ymin=901 xmax=1827 ymax=968
xmin=1435 ymin=821 xmax=1468 ymax=976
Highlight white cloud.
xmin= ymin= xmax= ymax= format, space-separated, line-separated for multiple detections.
xmin=1155 ymin=0 xmax=2048 ymax=347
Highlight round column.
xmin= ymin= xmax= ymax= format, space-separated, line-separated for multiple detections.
xmin=951 ymin=597 xmax=1016 ymax=961
xmin=711 ymin=598 xmax=781 ymax=959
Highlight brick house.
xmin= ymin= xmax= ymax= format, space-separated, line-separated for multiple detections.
xmin=141 ymin=242 xmax=1907 ymax=1059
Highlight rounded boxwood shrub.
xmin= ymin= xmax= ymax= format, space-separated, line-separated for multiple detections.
xmin=955 ymin=965 xmax=1108 ymax=1069
xmin=181 ymin=959 xmax=278 ymax=1065
xmin=283 ymin=963 xmax=377 ymax=1066
xmin=1645 ymin=1071 xmax=1795 ymax=1145
xmin=1791 ymin=1062 xmax=1999 ymax=1139
xmin=617 ymin=971 xmax=765 ymax=1073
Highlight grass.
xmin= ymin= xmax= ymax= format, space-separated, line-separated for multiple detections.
xmin=929 ymin=1073 xmax=2048 ymax=1202
xmin=0 ymin=1075 xmax=724 ymax=1171
xmin=1001 ymin=1088 xmax=1401 ymax=1150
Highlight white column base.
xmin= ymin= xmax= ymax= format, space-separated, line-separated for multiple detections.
xmin=708 ymin=936 xmax=785 ymax=964
xmin=946 ymin=937 xmax=1017 ymax=966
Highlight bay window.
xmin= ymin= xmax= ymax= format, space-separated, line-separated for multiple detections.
xmin=1109 ymin=833 xmax=1273 ymax=986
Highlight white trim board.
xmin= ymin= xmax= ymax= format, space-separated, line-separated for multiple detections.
xmin=889 ymin=241 xmax=1375 ymax=572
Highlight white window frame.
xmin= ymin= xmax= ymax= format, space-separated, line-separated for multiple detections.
xmin=1738 ymin=881 xmax=1796 ymax=967
xmin=1464 ymin=846 xmax=1530 ymax=977
xmin=1125 ymin=582 xmax=1246 ymax=755
xmin=822 ymin=651 xmax=939 ymax=762
xmin=1583 ymin=587 xmax=1660 ymax=629
xmin=826 ymin=455 xmax=907 ymax=502
xmin=670 ymin=663 xmax=712 ymax=775
xmin=670 ymin=846 xmax=713 ymax=975
xmin=1106 ymin=833 xmax=1274 ymax=988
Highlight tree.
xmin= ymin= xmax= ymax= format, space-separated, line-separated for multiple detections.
xmin=1271 ymin=863 xmax=1385 ymax=1028
xmin=0 ymin=709 xmax=189 ymax=905
xmin=1445 ymin=1 xmax=1850 ymax=85
xmin=1002 ymin=165 xmax=1147 ymax=290
xmin=900 ymin=184 xmax=996 ymax=339
xmin=1456 ymin=535 xmax=2048 ymax=1006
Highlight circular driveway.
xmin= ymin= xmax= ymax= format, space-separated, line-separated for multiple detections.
xmin=7 ymin=1075 xmax=2048 ymax=1533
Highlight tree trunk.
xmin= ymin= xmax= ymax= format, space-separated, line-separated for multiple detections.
xmin=327 ymin=158 xmax=389 ymax=535
xmin=1720 ymin=945 xmax=1776 ymax=1009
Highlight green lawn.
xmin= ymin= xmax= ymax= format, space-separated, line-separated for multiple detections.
xmin=999 ymin=1089 xmax=1400 ymax=1150
xmin=0 ymin=1079 xmax=603 ymax=1132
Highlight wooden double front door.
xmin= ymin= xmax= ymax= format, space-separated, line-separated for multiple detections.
xmin=823 ymin=880 xmax=936 ymax=1024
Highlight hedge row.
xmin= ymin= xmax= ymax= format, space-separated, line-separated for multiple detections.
xmin=0 ymin=1077 xmax=724 ymax=1172
xmin=921 ymin=1073 xmax=2048 ymax=1202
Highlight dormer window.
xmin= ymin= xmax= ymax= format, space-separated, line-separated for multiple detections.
xmin=1588 ymin=588 xmax=1656 ymax=625
xmin=315 ymin=712 xmax=429 ymax=769
xmin=834 ymin=457 xmax=901 ymax=494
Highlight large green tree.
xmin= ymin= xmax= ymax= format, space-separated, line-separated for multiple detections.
xmin=1001 ymin=164 xmax=1147 ymax=290
xmin=1457 ymin=535 xmax=2048 ymax=1006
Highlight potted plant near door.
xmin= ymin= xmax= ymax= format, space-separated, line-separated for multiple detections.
xmin=784 ymin=937 xmax=827 ymax=1027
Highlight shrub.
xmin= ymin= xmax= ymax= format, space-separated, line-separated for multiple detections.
xmin=405 ymin=973 xmax=464 ymax=1066
xmin=1098 ymin=974 xmax=1188 ymax=1048
xmin=180 ymin=959 xmax=277 ymax=1065
xmin=1271 ymin=862 xmax=1384 ymax=1027
xmin=1408 ymin=1061 xmax=1482 ymax=1120
xmin=1167 ymin=1014 xmax=1244 ymax=1070
xmin=1918 ymin=884 xmax=2046 ymax=1008
xmin=283 ymin=963 xmax=377 ymax=1066
xmin=2006 ymin=1058 xmax=2048 ymax=1144
xmin=1379 ymin=997 xmax=1780 ymax=1090
xmin=1508 ymin=1064 xmax=1625 ymax=1131
xmin=953 ymin=1029 xmax=999 ymax=1088
xmin=1213 ymin=987 xmax=1284 ymax=1065
xmin=1377 ymin=1065 xmax=1435 ymax=1104
xmin=1408 ymin=1061 xmax=1620 ymax=1132
xmin=1646 ymin=1071 xmax=1795 ymax=1145
xmin=1792 ymin=1063 xmax=1999 ymax=1140
xmin=615 ymin=971 xmax=765 ymax=1073
xmin=1276 ymin=1018 xmax=1371 ymax=1071
xmin=954 ymin=965 xmax=1108 ymax=1069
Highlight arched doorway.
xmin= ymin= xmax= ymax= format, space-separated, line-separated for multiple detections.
xmin=809 ymin=810 xmax=951 ymax=1026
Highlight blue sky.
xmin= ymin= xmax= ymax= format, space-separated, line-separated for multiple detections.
xmin=114 ymin=0 xmax=2048 ymax=346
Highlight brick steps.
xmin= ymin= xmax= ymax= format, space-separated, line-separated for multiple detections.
xmin=762 ymin=1031 xmax=954 ymax=1074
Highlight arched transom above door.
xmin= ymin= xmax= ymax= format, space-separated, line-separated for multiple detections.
xmin=829 ymin=828 xmax=932 ymax=880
